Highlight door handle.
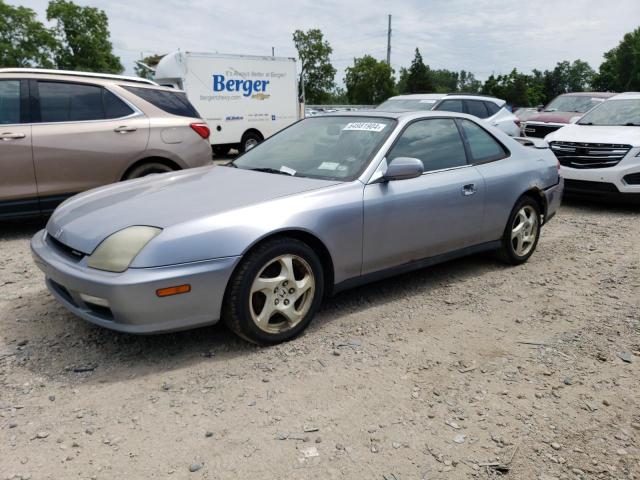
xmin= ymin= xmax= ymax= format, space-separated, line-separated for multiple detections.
xmin=462 ymin=184 xmax=477 ymax=196
xmin=0 ymin=132 xmax=26 ymax=141
xmin=114 ymin=126 xmax=137 ymax=133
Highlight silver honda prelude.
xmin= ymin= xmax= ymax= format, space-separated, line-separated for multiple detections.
xmin=31 ymin=111 xmax=563 ymax=344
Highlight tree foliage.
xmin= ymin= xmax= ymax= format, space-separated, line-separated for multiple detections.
xmin=46 ymin=0 xmax=123 ymax=73
xmin=401 ymin=48 xmax=434 ymax=93
xmin=292 ymin=28 xmax=336 ymax=104
xmin=134 ymin=53 xmax=165 ymax=80
xmin=593 ymin=27 xmax=640 ymax=91
xmin=0 ymin=0 xmax=57 ymax=68
xmin=345 ymin=55 xmax=395 ymax=104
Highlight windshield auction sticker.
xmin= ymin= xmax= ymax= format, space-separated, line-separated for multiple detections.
xmin=342 ymin=122 xmax=387 ymax=132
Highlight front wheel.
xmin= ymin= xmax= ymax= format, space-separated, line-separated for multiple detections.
xmin=222 ymin=238 xmax=324 ymax=345
xmin=498 ymin=196 xmax=541 ymax=265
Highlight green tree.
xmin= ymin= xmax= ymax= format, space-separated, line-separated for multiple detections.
xmin=402 ymin=48 xmax=434 ymax=93
xmin=0 ymin=0 xmax=57 ymax=68
xmin=134 ymin=53 xmax=165 ymax=80
xmin=292 ymin=28 xmax=336 ymax=104
xmin=345 ymin=55 xmax=395 ymax=104
xmin=431 ymin=69 xmax=458 ymax=93
xmin=457 ymin=70 xmax=481 ymax=93
xmin=593 ymin=27 xmax=640 ymax=91
xmin=46 ymin=0 xmax=123 ymax=73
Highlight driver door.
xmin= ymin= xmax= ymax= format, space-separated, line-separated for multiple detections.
xmin=362 ymin=118 xmax=485 ymax=275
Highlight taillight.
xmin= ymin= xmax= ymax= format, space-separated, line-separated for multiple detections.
xmin=557 ymin=159 xmax=561 ymax=171
xmin=190 ymin=122 xmax=210 ymax=140
xmin=514 ymin=119 xmax=521 ymax=128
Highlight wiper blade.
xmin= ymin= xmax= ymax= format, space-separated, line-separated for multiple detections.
xmin=623 ymin=122 xmax=640 ymax=126
xmin=578 ymin=122 xmax=593 ymax=125
xmin=248 ymin=167 xmax=294 ymax=176
xmin=225 ymin=161 xmax=237 ymax=168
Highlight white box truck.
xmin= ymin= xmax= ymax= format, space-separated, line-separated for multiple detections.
xmin=154 ymin=51 xmax=299 ymax=156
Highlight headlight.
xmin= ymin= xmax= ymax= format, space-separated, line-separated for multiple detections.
xmin=87 ymin=226 xmax=161 ymax=272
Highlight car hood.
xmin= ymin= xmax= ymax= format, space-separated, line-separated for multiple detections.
xmin=545 ymin=124 xmax=640 ymax=146
xmin=47 ymin=166 xmax=341 ymax=254
xmin=525 ymin=112 xmax=576 ymax=124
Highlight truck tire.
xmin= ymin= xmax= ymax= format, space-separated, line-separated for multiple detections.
xmin=238 ymin=131 xmax=263 ymax=153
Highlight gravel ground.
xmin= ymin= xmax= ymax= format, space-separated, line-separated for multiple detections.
xmin=0 ymin=199 xmax=639 ymax=480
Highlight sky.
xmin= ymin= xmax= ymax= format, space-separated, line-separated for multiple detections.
xmin=18 ymin=0 xmax=640 ymax=84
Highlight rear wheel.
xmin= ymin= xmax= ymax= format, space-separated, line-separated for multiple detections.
xmin=498 ymin=196 xmax=541 ymax=265
xmin=238 ymin=131 xmax=263 ymax=153
xmin=222 ymin=238 xmax=324 ymax=345
xmin=124 ymin=162 xmax=175 ymax=180
xmin=212 ymin=145 xmax=231 ymax=157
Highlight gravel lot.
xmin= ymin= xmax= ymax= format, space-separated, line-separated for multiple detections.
xmin=1 ymin=198 xmax=639 ymax=480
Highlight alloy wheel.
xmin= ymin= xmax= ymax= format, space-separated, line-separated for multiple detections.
xmin=249 ymin=254 xmax=315 ymax=334
xmin=511 ymin=205 xmax=539 ymax=257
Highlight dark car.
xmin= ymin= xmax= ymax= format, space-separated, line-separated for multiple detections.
xmin=522 ymin=92 xmax=616 ymax=138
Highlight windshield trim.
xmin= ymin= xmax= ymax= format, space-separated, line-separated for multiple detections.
xmin=230 ymin=115 xmax=398 ymax=182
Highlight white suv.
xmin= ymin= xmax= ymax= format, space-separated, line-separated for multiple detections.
xmin=432 ymin=94 xmax=520 ymax=136
xmin=546 ymin=92 xmax=640 ymax=202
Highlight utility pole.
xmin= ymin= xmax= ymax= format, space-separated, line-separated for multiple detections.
xmin=272 ymin=46 xmax=275 ymax=56
xmin=386 ymin=14 xmax=392 ymax=65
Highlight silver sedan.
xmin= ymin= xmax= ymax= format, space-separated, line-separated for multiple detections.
xmin=31 ymin=111 xmax=563 ymax=344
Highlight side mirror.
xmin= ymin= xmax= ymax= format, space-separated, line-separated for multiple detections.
xmin=536 ymin=105 xmax=544 ymax=112
xmin=383 ymin=157 xmax=424 ymax=181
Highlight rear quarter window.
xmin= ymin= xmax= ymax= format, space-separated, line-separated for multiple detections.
xmin=465 ymin=100 xmax=489 ymax=118
xmin=460 ymin=119 xmax=508 ymax=163
xmin=484 ymin=102 xmax=501 ymax=116
xmin=122 ymin=86 xmax=200 ymax=118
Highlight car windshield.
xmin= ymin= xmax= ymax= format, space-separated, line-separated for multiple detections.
xmin=233 ymin=116 xmax=396 ymax=180
xmin=376 ymin=99 xmax=437 ymax=112
xmin=577 ymin=99 xmax=640 ymax=126
xmin=544 ymin=95 xmax=604 ymax=113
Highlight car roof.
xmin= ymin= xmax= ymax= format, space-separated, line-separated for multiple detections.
xmin=311 ymin=110 xmax=483 ymax=122
xmin=608 ymin=92 xmax=640 ymax=100
xmin=0 ymin=68 xmax=157 ymax=86
xmin=386 ymin=94 xmax=445 ymax=101
xmin=557 ymin=91 xmax=616 ymax=98
xmin=442 ymin=93 xmax=505 ymax=106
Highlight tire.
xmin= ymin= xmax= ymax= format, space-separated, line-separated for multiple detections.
xmin=212 ymin=145 xmax=231 ymax=157
xmin=238 ymin=131 xmax=262 ymax=153
xmin=222 ymin=237 xmax=324 ymax=345
xmin=498 ymin=196 xmax=541 ymax=265
xmin=124 ymin=162 xmax=175 ymax=180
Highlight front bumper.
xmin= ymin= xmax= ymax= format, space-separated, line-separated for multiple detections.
xmin=31 ymin=229 xmax=240 ymax=334
xmin=560 ymin=154 xmax=640 ymax=201
xmin=543 ymin=177 xmax=564 ymax=223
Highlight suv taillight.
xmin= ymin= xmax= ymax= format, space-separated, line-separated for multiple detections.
xmin=190 ymin=123 xmax=210 ymax=140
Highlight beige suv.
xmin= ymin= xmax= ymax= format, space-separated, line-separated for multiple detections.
xmin=0 ymin=69 xmax=212 ymax=219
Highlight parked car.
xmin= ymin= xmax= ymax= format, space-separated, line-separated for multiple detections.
xmin=546 ymin=92 xmax=640 ymax=201
xmin=432 ymin=94 xmax=521 ymax=136
xmin=31 ymin=111 xmax=562 ymax=344
xmin=522 ymin=92 xmax=616 ymax=138
xmin=376 ymin=94 xmax=445 ymax=112
xmin=0 ymin=68 xmax=212 ymax=220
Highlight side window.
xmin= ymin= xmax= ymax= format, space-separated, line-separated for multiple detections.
xmin=103 ymin=89 xmax=134 ymax=118
xmin=38 ymin=82 xmax=104 ymax=122
xmin=460 ymin=119 xmax=508 ymax=163
xmin=466 ymin=100 xmax=489 ymax=118
xmin=484 ymin=102 xmax=500 ymax=116
xmin=0 ymin=80 xmax=21 ymax=124
xmin=435 ymin=99 xmax=463 ymax=113
xmin=121 ymin=86 xmax=200 ymax=118
xmin=387 ymin=119 xmax=468 ymax=172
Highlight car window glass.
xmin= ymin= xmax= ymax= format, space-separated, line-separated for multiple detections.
xmin=39 ymin=82 xmax=104 ymax=122
xmin=485 ymin=102 xmax=500 ymax=116
xmin=466 ymin=100 xmax=489 ymax=118
xmin=387 ymin=119 xmax=468 ymax=172
xmin=103 ymin=89 xmax=134 ymax=119
xmin=122 ymin=86 xmax=201 ymax=118
xmin=0 ymin=80 xmax=21 ymax=124
xmin=460 ymin=119 xmax=507 ymax=162
xmin=435 ymin=99 xmax=463 ymax=113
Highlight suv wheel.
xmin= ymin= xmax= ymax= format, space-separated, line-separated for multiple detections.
xmin=124 ymin=162 xmax=175 ymax=180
